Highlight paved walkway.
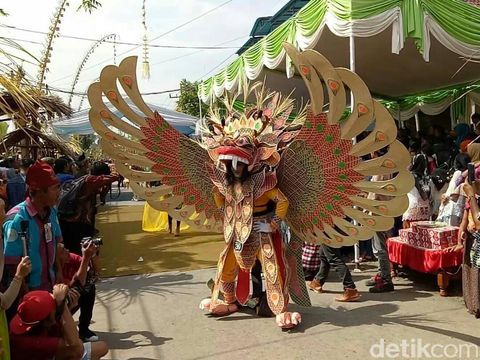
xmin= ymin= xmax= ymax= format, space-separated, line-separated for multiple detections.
xmin=92 ymin=267 xmax=480 ymax=360
xmin=95 ymin=203 xmax=223 ymax=277
xmin=92 ymin=188 xmax=480 ymax=359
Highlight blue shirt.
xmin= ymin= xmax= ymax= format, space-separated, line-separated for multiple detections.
xmin=57 ymin=173 xmax=75 ymax=184
xmin=3 ymin=198 xmax=63 ymax=290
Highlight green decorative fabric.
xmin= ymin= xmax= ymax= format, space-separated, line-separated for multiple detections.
xmin=381 ymin=81 xmax=480 ymax=121
xmin=401 ymin=0 xmax=424 ymax=50
xmin=423 ymin=0 xmax=480 ymax=45
xmin=232 ymin=81 xmax=480 ymax=123
xmin=199 ymin=0 xmax=480 ymax=103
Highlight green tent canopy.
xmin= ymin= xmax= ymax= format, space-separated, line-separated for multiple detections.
xmin=199 ymin=0 xmax=480 ymax=123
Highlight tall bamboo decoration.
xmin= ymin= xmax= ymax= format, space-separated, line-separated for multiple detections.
xmin=67 ymin=33 xmax=119 ymax=108
xmin=142 ymin=0 xmax=150 ymax=79
xmin=37 ymin=0 xmax=69 ymax=91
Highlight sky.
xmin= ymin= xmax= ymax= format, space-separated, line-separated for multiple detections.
xmin=1 ymin=0 xmax=287 ymax=111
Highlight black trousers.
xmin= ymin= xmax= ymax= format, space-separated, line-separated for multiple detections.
xmin=167 ymin=215 xmax=180 ymax=230
xmin=315 ymin=244 xmax=356 ymax=290
xmin=251 ymin=260 xmax=263 ymax=298
xmin=72 ymin=284 xmax=96 ymax=331
xmin=60 ymin=220 xmax=94 ymax=255
xmin=251 ymin=260 xmax=273 ymax=317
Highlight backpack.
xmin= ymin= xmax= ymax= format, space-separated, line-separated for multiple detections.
xmin=57 ymin=175 xmax=87 ymax=218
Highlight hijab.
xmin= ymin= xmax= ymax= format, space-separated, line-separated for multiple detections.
xmin=454 ymin=123 xmax=472 ymax=147
xmin=467 ymin=143 xmax=480 ymax=162
xmin=410 ymin=153 xmax=427 ymax=177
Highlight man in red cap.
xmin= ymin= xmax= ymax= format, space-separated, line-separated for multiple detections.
xmin=3 ymin=161 xmax=63 ymax=292
xmin=9 ymin=284 xmax=108 ymax=360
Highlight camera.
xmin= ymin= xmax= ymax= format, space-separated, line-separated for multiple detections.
xmin=80 ymin=237 xmax=103 ymax=247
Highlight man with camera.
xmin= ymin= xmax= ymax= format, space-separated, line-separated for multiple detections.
xmin=58 ymin=161 xmax=118 ymax=255
xmin=57 ymin=239 xmax=100 ymax=342
xmin=9 ymin=284 xmax=108 ymax=360
xmin=3 ymin=160 xmax=63 ymax=293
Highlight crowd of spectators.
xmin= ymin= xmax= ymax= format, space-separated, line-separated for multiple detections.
xmin=0 ymin=153 xmax=118 ymax=359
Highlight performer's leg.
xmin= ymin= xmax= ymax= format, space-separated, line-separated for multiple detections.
xmin=200 ymin=244 xmax=239 ymax=316
xmin=219 ymin=245 xmax=237 ymax=304
xmin=259 ymin=232 xmax=301 ymax=328
xmin=258 ymin=233 xmax=287 ymax=314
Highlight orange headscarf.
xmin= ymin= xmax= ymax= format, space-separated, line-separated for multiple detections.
xmin=460 ymin=140 xmax=472 ymax=153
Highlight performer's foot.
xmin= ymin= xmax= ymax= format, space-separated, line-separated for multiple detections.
xmin=199 ymin=299 xmax=238 ymax=316
xmin=275 ymin=312 xmax=301 ymax=329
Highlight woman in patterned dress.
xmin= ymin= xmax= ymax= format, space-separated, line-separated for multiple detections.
xmin=457 ymin=182 xmax=480 ymax=318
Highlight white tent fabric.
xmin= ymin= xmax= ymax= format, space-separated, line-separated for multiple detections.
xmin=392 ymin=96 xmax=453 ymax=120
xmin=199 ymin=1 xmax=480 ymax=126
xmin=423 ymin=14 xmax=480 ymax=62
xmin=52 ymin=99 xmax=198 ymax=136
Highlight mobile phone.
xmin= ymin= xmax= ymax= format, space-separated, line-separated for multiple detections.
xmin=468 ymin=163 xmax=476 ymax=184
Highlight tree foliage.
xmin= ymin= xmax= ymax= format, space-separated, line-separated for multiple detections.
xmin=79 ymin=134 xmax=95 ymax=151
xmin=176 ymin=79 xmax=208 ymax=118
xmin=0 ymin=122 xmax=8 ymax=139
xmin=77 ymin=0 xmax=102 ymax=13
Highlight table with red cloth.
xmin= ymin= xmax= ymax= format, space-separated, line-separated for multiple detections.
xmin=387 ymin=237 xmax=463 ymax=296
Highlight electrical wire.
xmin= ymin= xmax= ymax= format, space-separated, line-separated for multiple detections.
xmin=1 ymin=27 xmax=239 ymax=49
xmin=146 ymin=0 xmax=234 ymax=44
xmin=196 ymin=53 xmax=236 ymax=80
xmin=0 ymin=36 xmax=44 ymax=46
xmin=50 ymin=34 xmax=247 ymax=90
xmin=47 ymin=0 xmax=236 ymax=85
xmin=47 ymin=85 xmax=180 ymax=96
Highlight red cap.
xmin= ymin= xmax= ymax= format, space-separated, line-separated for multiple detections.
xmin=10 ymin=291 xmax=56 ymax=335
xmin=26 ymin=160 xmax=60 ymax=190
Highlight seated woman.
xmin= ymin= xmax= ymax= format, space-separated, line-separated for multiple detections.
xmin=437 ymin=153 xmax=470 ymax=226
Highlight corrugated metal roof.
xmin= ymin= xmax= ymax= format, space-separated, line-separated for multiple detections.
xmin=237 ymin=0 xmax=310 ymax=55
